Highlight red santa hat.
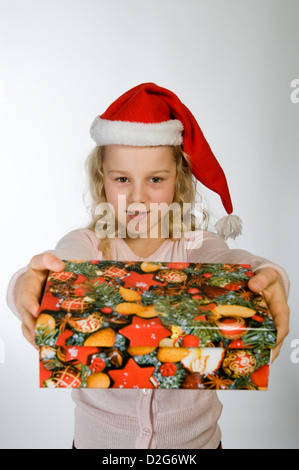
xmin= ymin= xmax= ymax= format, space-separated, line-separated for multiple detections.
xmin=90 ymin=82 xmax=242 ymax=239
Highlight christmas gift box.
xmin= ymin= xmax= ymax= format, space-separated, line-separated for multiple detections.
xmin=35 ymin=261 xmax=276 ymax=390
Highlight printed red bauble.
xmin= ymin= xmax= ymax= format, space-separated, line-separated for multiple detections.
xmin=160 ymin=362 xmax=177 ymax=377
xmin=187 ymin=288 xmax=200 ymax=294
xmin=44 ymin=366 xmax=82 ymax=388
xmin=101 ymin=307 xmax=114 ymax=314
xmin=90 ymin=357 xmax=106 ymax=372
xmin=222 ymin=350 xmax=256 ymax=379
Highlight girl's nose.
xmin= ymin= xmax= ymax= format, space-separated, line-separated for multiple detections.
xmin=128 ymin=182 xmax=147 ymax=205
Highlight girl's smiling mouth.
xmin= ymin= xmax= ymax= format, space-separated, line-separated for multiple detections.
xmin=126 ymin=210 xmax=150 ymax=220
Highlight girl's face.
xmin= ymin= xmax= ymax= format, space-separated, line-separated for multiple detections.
xmin=102 ymin=145 xmax=177 ymax=237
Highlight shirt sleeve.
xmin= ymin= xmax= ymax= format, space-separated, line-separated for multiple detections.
xmin=6 ymin=228 xmax=101 ymax=319
xmin=187 ymin=230 xmax=290 ymax=297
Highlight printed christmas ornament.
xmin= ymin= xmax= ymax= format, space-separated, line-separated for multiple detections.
xmin=67 ymin=312 xmax=105 ymax=333
xmin=222 ymin=350 xmax=256 ymax=379
xmin=101 ymin=265 xmax=128 ymax=278
xmin=49 ymin=272 xmax=78 ymax=283
xmin=60 ymin=297 xmax=93 ymax=314
xmin=157 ymin=269 xmax=188 ymax=284
xmin=43 ymin=366 xmax=82 ymax=388
xmin=159 ymin=362 xmax=177 ymax=377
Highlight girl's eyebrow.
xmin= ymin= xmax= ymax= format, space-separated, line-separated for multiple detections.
xmin=107 ymin=169 xmax=171 ymax=174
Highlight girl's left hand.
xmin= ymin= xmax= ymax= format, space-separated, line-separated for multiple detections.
xmin=248 ymin=267 xmax=290 ymax=362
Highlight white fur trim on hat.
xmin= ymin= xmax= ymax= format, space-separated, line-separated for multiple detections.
xmin=90 ymin=117 xmax=184 ymax=146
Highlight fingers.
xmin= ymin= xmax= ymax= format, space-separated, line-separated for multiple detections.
xmin=16 ymin=252 xmax=65 ymax=348
xmin=271 ymin=342 xmax=283 ymax=363
xmin=248 ymin=267 xmax=279 ymax=293
xmin=269 ymin=299 xmax=290 ymax=342
xmin=21 ymin=321 xmax=39 ymax=350
xmin=29 ymin=252 xmax=65 ymax=275
xmin=249 ymin=267 xmax=290 ymax=363
xmin=269 ymin=298 xmax=290 ymax=363
xmin=22 ymin=253 xmax=65 ymax=316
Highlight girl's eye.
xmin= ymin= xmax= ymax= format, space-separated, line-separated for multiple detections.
xmin=150 ymin=177 xmax=164 ymax=183
xmin=115 ymin=177 xmax=128 ymax=183
xmin=115 ymin=177 xmax=164 ymax=183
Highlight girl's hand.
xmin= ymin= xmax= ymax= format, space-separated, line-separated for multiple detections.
xmin=15 ymin=253 xmax=65 ymax=349
xmin=248 ymin=267 xmax=290 ymax=362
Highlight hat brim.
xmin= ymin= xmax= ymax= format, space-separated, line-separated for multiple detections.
xmin=90 ymin=117 xmax=184 ymax=147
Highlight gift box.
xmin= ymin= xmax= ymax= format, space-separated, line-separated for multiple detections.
xmin=35 ymin=261 xmax=276 ymax=390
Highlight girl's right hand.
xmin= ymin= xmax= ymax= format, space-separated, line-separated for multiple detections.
xmin=15 ymin=253 xmax=65 ymax=348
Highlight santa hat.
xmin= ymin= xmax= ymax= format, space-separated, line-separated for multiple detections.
xmin=90 ymin=82 xmax=242 ymax=239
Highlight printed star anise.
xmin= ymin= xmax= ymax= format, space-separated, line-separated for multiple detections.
xmin=124 ymin=262 xmax=141 ymax=268
xmin=239 ymin=288 xmax=255 ymax=302
xmin=151 ymin=285 xmax=187 ymax=296
xmin=187 ymin=274 xmax=228 ymax=297
xmin=223 ymin=264 xmax=244 ymax=273
xmin=204 ymin=374 xmax=233 ymax=390
xmin=50 ymin=282 xmax=74 ymax=298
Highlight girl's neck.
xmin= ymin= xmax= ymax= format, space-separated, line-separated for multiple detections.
xmin=122 ymin=236 xmax=167 ymax=258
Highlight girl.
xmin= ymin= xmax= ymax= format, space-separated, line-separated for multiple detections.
xmin=7 ymin=83 xmax=290 ymax=449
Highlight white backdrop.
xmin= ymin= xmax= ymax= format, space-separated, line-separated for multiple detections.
xmin=0 ymin=0 xmax=298 ymax=449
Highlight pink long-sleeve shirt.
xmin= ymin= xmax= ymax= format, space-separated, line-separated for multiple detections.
xmin=6 ymin=228 xmax=289 ymax=449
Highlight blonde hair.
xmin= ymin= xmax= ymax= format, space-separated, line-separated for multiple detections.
xmin=84 ymin=145 xmax=209 ymax=259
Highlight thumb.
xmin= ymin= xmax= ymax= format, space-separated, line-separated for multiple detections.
xmin=29 ymin=252 xmax=65 ymax=273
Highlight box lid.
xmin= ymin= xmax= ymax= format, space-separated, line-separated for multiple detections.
xmin=35 ymin=261 xmax=276 ymax=352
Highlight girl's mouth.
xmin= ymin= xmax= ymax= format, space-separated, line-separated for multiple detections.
xmin=126 ymin=210 xmax=149 ymax=220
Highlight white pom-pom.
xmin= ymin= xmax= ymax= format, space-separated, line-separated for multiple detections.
xmin=215 ymin=214 xmax=243 ymax=240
